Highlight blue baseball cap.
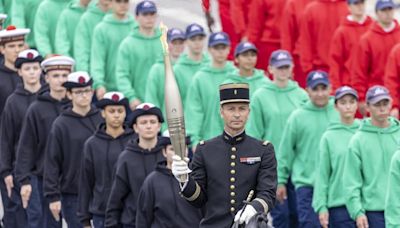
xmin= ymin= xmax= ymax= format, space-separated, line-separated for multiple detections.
xmin=306 ymin=70 xmax=330 ymax=89
xmin=335 ymin=86 xmax=359 ymax=101
xmin=186 ymin=23 xmax=206 ymax=39
xmin=366 ymin=85 xmax=391 ymax=104
xmin=234 ymin=42 xmax=258 ymax=57
xmin=375 ymin=0 xmax=395 ymax=11
xmin=269 ymin=50 xmax=293 ymax=67
xmin=208 ymin=32 xmax=230 ymax=47
xmin=347 ymin=0 xmax=364 ymax=4
xmin=135 ymin=0 xmax=157 ymax=15
xmin=167 ymin=28 xmax=185 ymax=42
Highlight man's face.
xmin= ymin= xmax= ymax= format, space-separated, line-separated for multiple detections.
xmin=169 ymin=39 xmax=185 ymax=59
xmin=220 ymin=103 xmax=250 ymax=132
xmin=45 ymin=70 xmax=69 ymax=93
xmin=187 ymin=35 xmax=205 ymax=55
xmin=235 ymin=50 xmax=257 ymax=71
xmin=68 ymin=86 xmax=94 ymax=108
xmin=307 ymin=84 xmax=331 ymax=107
xmin=99 ymin=0 xmax=112 ymax=9
xmin=136 ymin=12 xmax=157 ymax=30
xmin=269 ymin=65 xmax=293 ymax=81
xmin=367 ymin=99 xmax=392 ymax=122
xmin=335 ymin=95 xmax=358 ymax=119
xmin=376 ymin=7 xmax=394 ymax=25
xmin=111 ymin=0 xmax=129 ymax=17
xmin=349 ymin=1 xmax=365 ymax=17
xmin=18 ymin=62 xmax=41 ymax=86
xmin=209 ymin=44 xmax=230 ymax=64
xmin=133 ymin=115 xmax=161 ymax=140
xmin=1 ymin=40 xmax=26 ymax=64
xmin=102 ymin=105 xmax=126 ymax=129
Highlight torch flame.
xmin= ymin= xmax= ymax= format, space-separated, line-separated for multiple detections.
xmin=160 ymin=22 xmax=169 ymax=55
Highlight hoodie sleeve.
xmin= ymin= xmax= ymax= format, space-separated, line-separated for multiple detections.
xmin=344 ymin=137 xmax=365 ymax=220
xmin=43 ymin=124 xmax=63 ymax=203
xmin=277 ymin=112 xmax=297 ymax=185
xmin=229 ymin=0 xmax=246 ymax=37
xmin=34 ymin=4 xmax=53 ymax=56
xmin=90 ymin=26 xmax=107 ymax=90
xmin=184 ymin=76 xmax=205 ymax=146
xmin=116 ymin=39 xmax=138 ymax=102
xmin=280 ymin=0 xmax=296 ymax=52
xmin=135 ymin=176 xmax=155 ymax=228
xmin=11 ymin=0 xmax=26 ymax=28
xmin=384 ymin=44 xmax=400 ymax=109
xmin=105 ymin=157 xmax=131 ymax=228
xmin=312 ymin=134 xmax=331 ymax=214
xmin=329 ymin=28 xmax=346 ymax=91
xmin=55 ymin=10 xmax=72 ymax=57
xmin=299 ymin=7 xmax=314 ymax=74
xmin=385 ymin=151 xmax=400 ymax=228
xmin=0 ymin=100 xmax=16 ymax=178
xmin=77 ymin=141 xmax=95 ymax=226
xmin=145 ymin=63 xmax=162 ymax=108
xmin=246 ymin=92 xmax=267 ymax=140
xmin=74 ymin=17 xmax=91 ymax=72
xmin=247 ymin=0 xmax=265 ymax=43
xmin=351 ymin=36 xmax=370 ymax=102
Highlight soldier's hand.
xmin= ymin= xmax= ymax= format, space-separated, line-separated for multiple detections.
xmin=319 ymin=212 xmax=329 ymax=228
xmin=49 ymin=201 xmax=61 ymax=221
xmin=234 ymin=205 xmax=257 ymax=224
xmin=130 ymin=99 xmax=142 ymax=111
xmin=96 ymin=87 xmax=107 ymax=100
xmin=276 ymin=185 xmax=287 ymax=204
xmin=356 ymin=215 xmax=369 ymax=228
xmin=4 ymin=175 xmax=14 ymax=198
xmin=20 ymin=184 xmax=32 ymax=208
xmin=205 ymin=12 xmax=215 ymax=32
xmin=172 ymin=155 xmax=191 ymax=185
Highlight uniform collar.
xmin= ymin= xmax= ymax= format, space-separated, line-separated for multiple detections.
xmin=223 ymin=130 xmax=246 ymax=145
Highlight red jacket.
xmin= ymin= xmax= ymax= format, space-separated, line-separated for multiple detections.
xmin=329 ymin=16 xmax=373 ymax=91
xmin=384 ymin=43 xmax=400 ymax=108
xmin=247 ymin=0 xmax=288 ymax=44
xmin=351 ymin=21 xmax=400 ymax=101
xmin=299 ymin=0 xmax=348 ymax=74
xmin=230 ymin=0 xmax=252 ymax=37
xmin=280 ymin=0 xmax=313 ymax=55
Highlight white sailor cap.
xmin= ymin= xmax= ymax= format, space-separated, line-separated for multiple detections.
xmin=15 ymin=49 xmax=43 ymax=69
xmin=0 ymin=25 xmax=30 ymax=44
xmin=96 ymin=92 xmax=129 ymax=109
xmin=41 ymin=55 xmax=75 ymax=72
xmin=63 ymin=71 xmax=93 ymax=89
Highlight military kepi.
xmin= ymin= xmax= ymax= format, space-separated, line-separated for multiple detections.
xmin=219 ymin=83 xmax=250 ymax=105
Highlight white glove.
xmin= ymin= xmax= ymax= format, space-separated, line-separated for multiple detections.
xmin=171 ymin=155 xmax=191 ymax=185
xmin=234 ymin=205 xmax=257 ymax=224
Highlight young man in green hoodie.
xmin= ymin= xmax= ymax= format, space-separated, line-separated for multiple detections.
xmin=116 ymin=0 xmax=162 ymax=110
xmin=247 ymin=50 xmax=307 ymax=228
xmin=277 ymin=71 xmax=339 ymax=228
xmin=55 ymin=0 xmax=90 ymax=57
xmin=385 ymin=148 xmax=400 ymax=228
xmin=12 ymin=0 xmax=43 ymax=49
xmin=185 ymin=31 xmax=235 ymax=148
xmin=74 ymin=0 xmax=110 ymax=72
xmin=145 ymin=28 xmax=185 ymax=131
xmin=34 ymin=0 xmax=70 ymax=57
xmin=312 ymin=86 xmax=359 ymax=228
xmin=344 ymin=85 xmax=400 ymax=228
xmin=91 ymin=0 xmax=135 ymax=100
xmin=174 ymin=23 xmax=209 ymax=106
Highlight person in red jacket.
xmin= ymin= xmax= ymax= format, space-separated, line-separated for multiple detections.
xmin=384 ymin=43 xmax=400 ymax=119
xmin=202 ymin=0 xmax=239 ymax=59
xmin=229 ymin=0 xmax=252 ymax=40
xmin=247 ymin=0 xmax=288 ymax=72
xmin=299 ymin=0 xmax=348 ymax=75
xmin=280 ymin=0 xmax=313 ymax=88
xmin=329 ymin=0 xmax=372 ymax=92
xmin=351 ymin=0 xmax=400 ymax=117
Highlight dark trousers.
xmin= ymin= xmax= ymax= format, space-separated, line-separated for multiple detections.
xmin=93 ymin=215 xmax=105 ymax=228
xmin=328 ymin=206 xmax=356 ymax=228
xmin=36 ymin=176 xmax=62 ymax=228
xmin=61 ymin=194 xmax=83 ymax=228
xmin=366 ymin=211 xmax=385 ymax=228
xmin=296 ymin=187 xmax=320 ymax=228
xmin=271 ymin=179 xmax=299 ymax=228
xmin=0 ymin=177 xmax=27 ymax=228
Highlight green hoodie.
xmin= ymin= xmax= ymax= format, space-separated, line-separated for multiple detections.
xmin=224 ymin=69 xmax=270 ymax=97
xmin=74 ymin=2 xmax=107 ymax=72
xmin=278 ymin=98 xmax=339 ymax=189
xmin=55 ymin=0 xmax=86 ymax=57
xmin=174 ymin=53 xmax=210 ymax=106
xmin=34 ymin=0 xmax=71 ymax=56
xmin=185 ymin=62 xmax=236 ymax=146
xmin=385 ymin=149 xmax=400 ymax=228
xmin=344 ymin=117 xmax=400 ymax=220
xmin=116 ymin=27 xmax=162 ymax=102
xmin=312 ymin=120 xmax=360 ymax=214
xmin=11 ymin=0 xmax=42 ymax=48
xmin=246 ymin=80 xmax=308 ymax=150
xmin=90 ymin=14 xmax=135 ymax=91
xmin=0 ymin=0 xmax=12 ymax=26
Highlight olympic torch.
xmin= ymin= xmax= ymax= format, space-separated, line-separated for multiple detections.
xmin=160 ymin=23 xmax=187 ymax=169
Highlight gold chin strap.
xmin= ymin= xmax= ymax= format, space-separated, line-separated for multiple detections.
xmin=159 ymin=22 xmax=169 ymax=56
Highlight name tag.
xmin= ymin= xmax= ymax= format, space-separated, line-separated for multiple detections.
xmin=240 ymin=157 xmax=261 ymax=164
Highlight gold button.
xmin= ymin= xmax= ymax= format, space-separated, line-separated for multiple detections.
xmin=230 ymin=169 xmax=236 ymax=175
xmin=230 ymin=177 xmax=235 ymax=182
xmin=231 ymin=147 xmax=237 ymax=152
xmin=231 ymin=199 xmax=235 ymax=204
xmin=230 ymin=185 xmax=235 ymax=190
xmin=230 ymin=207 xmax=235 ymax=212
xmin=230 ymin=162 xmax=235 ymax=167
xmin=231 ymin=192 xmax=235 ymax=197
xmin=231 ymin=154 xmax=236 ymax=160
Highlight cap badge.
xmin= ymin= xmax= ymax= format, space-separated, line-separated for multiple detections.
xmin=171 ymin=29 xmax=181 ymax=35
xmin=78 ymin=76 xmax=86 ymax=84
xmin=277 ymin=53 xmax=288 ymax=60
xmin=111 ymin=94 xmax=120 ymax=102
xmin=214 ymin=33 xmax=225 ymax=40
xmin=374 ymin=88 xmax=386 ymax=95
xmin=143 ymin=104 xmax=150 ymax=110
xmin=143 ymin=1 xmax=152 ymax=7
xmin=234 ymin=89 xmax=237 ymax=95
xmin=312 ymin=72 xmax=324 ymax=80
xmin=191 ymin=26 xmax=200 ymax=31
xmin=27 ymin=52 xmax=34 ymax=59
xmin=6 ymin=25 xmax=16 ymax=31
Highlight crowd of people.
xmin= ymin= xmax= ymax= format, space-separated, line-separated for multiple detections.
xmin=0 ymin=0 xmax=399 ymax=227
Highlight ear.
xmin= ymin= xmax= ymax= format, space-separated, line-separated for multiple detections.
xmin=101 ymin=110 xmax=106 ymax=119
xmin=0 ymin=45 xmax=5 ymax=55
xmin=162 ymin=148 xmax=167 ymax=158
xmin=66 ymin=91 xmax=73 ymax=100
xmin=133 ymin=123 xmax=139 ymax=133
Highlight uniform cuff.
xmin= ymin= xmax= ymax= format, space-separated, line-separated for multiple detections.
xmin=250 ymin=198 xmax=269 ymax=213
xmin=180 ymin=177 xmax=201 ymax=201
xmin=47 ymin=194 xmax=61 ymax=203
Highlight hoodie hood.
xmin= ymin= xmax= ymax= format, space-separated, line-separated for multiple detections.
xmin=371 ymin=20 xmax=400 ymax=35
xmin=176 ymin=53 xmax=210 ymax=66
xmin=263 ymin=80 xmax=302 ymax=92
xmin=61 ymin=105 xmax=100 ymax=118
xmin=95 ymin=122 xmax=134 ymax=141
xmin=155 ymin=160 xmax=171 ymax=176
xmin=130 ymin=26 xmax=161 ymax=40
xmin=227 ymin=69 xmax=267 ymax=82
xmin=342 ymin=15 xmax=373 ymax=28
xmin=303 ymin=97 xmax=335 ymax=111
xmin=327 ymin=119 xmax=360 ymax=132
xmin=359 ymin=117 xmax=400 ymax=134
xmin=37 ymin=91 xmax=70 ymax=105
xmin=125 ymin=137 xmax=165 ymax=155
xmin=67 ymin=0 xmax=86 ymax=13
xmin=13 ymin=83 xmax=39 ymax=97
xmin=199 ymin=61 xmax=235 ymax=74
xmin=88 ymin=1 xmax=109 ymax=15
xmin=102 ymin=14 xmax=135 ymax=25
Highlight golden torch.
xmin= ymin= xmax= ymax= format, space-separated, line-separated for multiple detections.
xmin=160 ymin=23 xmax=187 ymax=166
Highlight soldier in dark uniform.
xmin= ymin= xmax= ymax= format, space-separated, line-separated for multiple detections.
xmin=172 ymin=83 xmax=277 ymax=227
